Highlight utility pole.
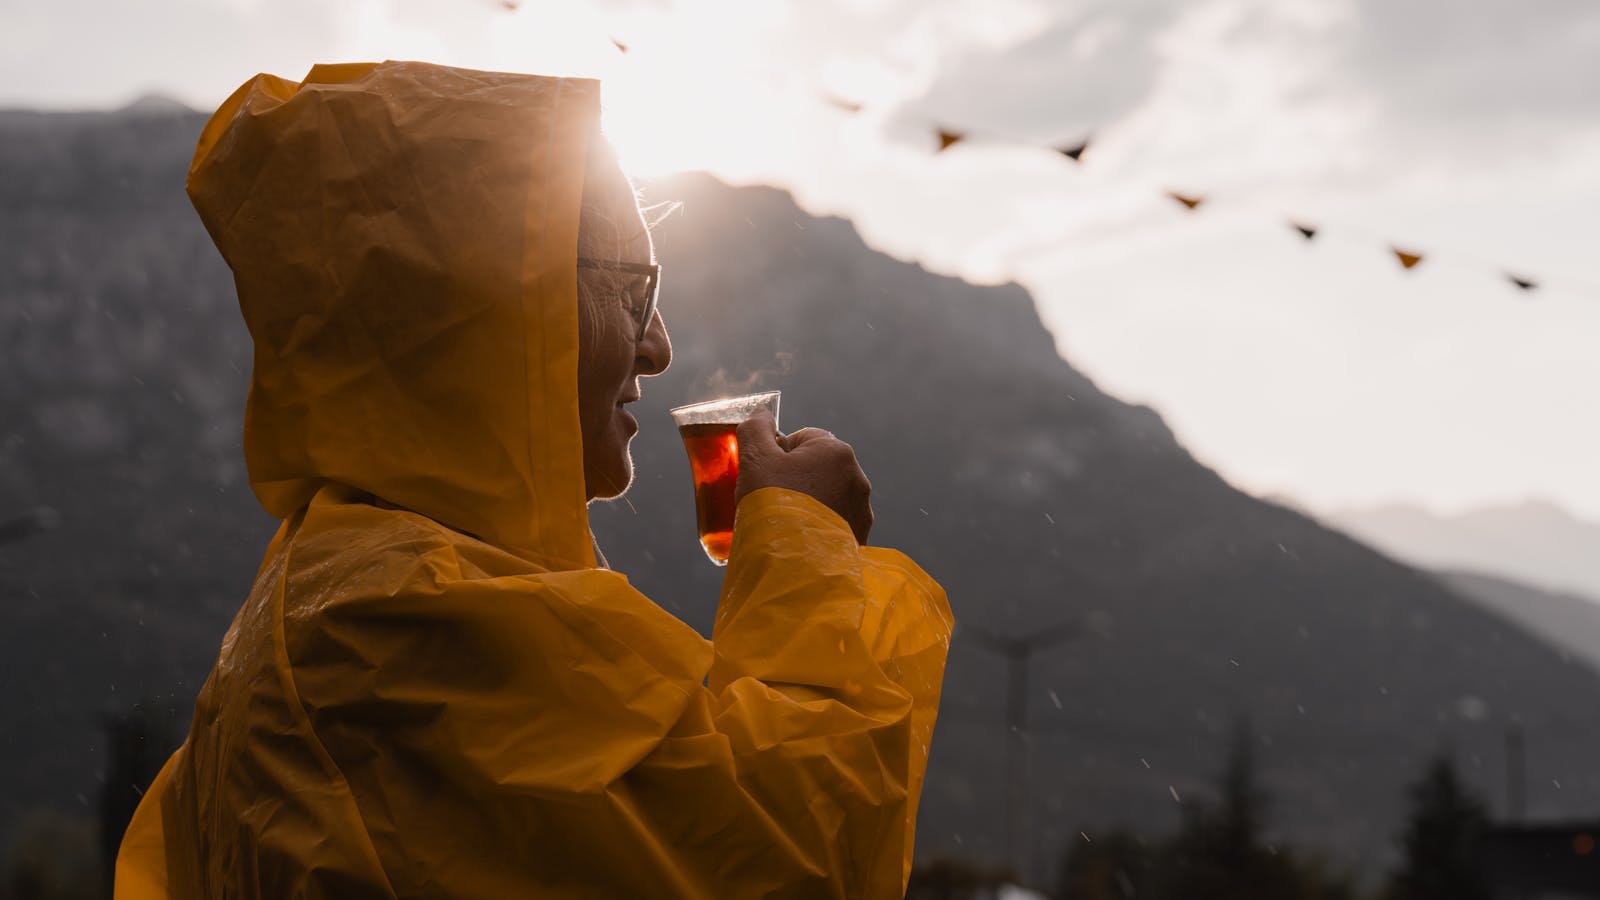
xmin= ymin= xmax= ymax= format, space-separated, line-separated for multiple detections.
xmin=964 ymin=619 xmax=1083 ymax=887
xmin=1505 ymin=724 xmax=1526 ymax=823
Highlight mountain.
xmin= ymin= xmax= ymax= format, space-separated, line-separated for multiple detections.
xmin=1438 ymin=570 xmax=1600 ymax=673
xmin=116 ymin=94 xmax=194 ymax=116
xmin=3 ymin=108 xmax=1600 ymax=889
xmin=1324 ymin=501 xmax=1600 ymax=603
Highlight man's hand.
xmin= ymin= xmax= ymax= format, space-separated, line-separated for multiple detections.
xmin=735 ymin=408 xmax=873 ymax=545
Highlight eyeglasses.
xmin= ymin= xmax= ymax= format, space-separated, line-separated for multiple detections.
xmin=577 ymin=258 xmax=661 ymax=343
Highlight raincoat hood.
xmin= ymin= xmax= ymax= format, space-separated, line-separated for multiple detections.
xmin=189 ymin=60 xmax=599 ymax=567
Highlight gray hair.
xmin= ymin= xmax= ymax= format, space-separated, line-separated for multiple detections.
xmin=576 ymin=139 xmax=677 ymax=353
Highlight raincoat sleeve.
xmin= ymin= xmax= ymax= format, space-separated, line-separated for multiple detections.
xmin=285 ymin=486 xmax=952 ymax=899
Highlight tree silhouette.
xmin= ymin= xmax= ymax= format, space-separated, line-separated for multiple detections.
xmin=97 ymin=702 xmax=177 ymax=895
xmin=1382 ymin=755 xmax=1490 ymax=900
xmin=905 ymin=857 xmax=1016 ymax=900
xmin=1057 ymin=719 xmax=1356 ymax=900
xmin=1056 ymin=830 xmax=1154 ymax=900
xmin=1213 ymin=717 xmax=1269 ymax=870
xmin=4 ymin=808 xmax=97 ymax=900
xmin=1152 ymin=718 xmax=1301 ymax=899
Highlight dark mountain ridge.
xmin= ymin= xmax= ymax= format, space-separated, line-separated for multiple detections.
xmin=2 ymin=108 xmax=1597 ymax=887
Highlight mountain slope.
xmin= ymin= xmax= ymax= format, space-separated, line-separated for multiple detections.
xmin=2 ymin=110 xmax=1598 ymax=886
xmin=1438 ymin=570 xmax=1600 ymax=672
xmin=1326 ymin=501 xmax=1600 ymax=602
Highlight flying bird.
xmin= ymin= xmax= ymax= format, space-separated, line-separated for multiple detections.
xmin=1290 ymin=221 xmax=1318 ymax=240
xmin=1057 ymin=139 xmax=1089 ymax=162
xmin=610 ymin=37 xmax=629 ymax=54
xmin=1507 ymin=274 xmax=1538 ymax=291
xmin=936 ymin=129 xmax=965 ymax=152
xmin=1392 ymin=248 xmax=1424 ymax=270
xmin=1167 ymin=191 xmax=1204 ymax=211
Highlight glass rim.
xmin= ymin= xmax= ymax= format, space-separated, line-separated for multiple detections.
xmin=668 ymin=390 xmax=782 ymax=418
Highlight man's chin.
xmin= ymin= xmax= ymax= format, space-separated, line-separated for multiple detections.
xmin=586 ymin=456 xmax=635 ymax=502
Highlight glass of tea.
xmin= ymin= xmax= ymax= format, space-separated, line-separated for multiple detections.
xmin=668 ymin=390 xmax=781 ymax=566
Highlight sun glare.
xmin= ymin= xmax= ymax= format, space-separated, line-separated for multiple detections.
xmin=596 ymin=20 xmax=797 ymax=178
xmin=472 ymin=2 xmax=804 ymax=179
xmin=601 ymin=76 xmax=775 ymax=180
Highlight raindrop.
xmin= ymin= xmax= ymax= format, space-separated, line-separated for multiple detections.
xmin=1169 ymin=786 xmax=1181 ymax=803
xmin=1455 ymin=696 xmax=1490 ymax=721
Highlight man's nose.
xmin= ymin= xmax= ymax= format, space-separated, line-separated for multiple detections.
xmin=636 ymin=310 xmax=672 ymax=377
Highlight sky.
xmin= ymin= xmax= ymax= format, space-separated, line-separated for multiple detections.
xmin=4 ymin=0 xmax=1598 ymax=520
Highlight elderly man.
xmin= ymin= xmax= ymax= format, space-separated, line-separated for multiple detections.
xmin=116 ymin=61 xmax=951 ymax=899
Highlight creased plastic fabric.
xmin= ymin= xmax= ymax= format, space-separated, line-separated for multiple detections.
xmin=116 ymin=60 xmax=951 ymax=899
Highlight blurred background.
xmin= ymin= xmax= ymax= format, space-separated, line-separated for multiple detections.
xmin=1 ymin=0 xmax=1597 ymax=897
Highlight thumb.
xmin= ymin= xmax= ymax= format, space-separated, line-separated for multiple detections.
xmin=736 ymin=408 xmax=781 ymax=461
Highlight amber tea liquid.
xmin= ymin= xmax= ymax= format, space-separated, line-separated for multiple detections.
xmin=669 ymin=390 xmax=779 ymax=566
xmin=678 ymin=422 xmax=741 ymax=564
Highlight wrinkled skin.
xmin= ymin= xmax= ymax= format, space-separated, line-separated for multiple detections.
xmin=576 ymin=198 xmax=672 ymax=501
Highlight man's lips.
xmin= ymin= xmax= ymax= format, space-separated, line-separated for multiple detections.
xmin=617 ymin=394 xmax=640 ymax=432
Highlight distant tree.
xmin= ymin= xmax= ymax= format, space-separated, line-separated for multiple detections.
xmin=1149 ymin=719 xmax=1295 ymax=899
xmin=1382 ymin=755 xmax=1490 ymax=900
xmin=1055 ymin=829 xmax=1154 ymax=900
xmin=906 ymin=857 xmax=1016 ymax=900
xmin=4 ymin=808 xmax=98 ymax=900
xmin=97 ymin=702 xmax=177 ymax=895
xmin=1213 ymin=717 xmax=1269 ymax=871
xmin=1056 ymin=719 xmax=1359 ymax=900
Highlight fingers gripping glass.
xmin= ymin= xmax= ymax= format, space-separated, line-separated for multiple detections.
xmin=577 ymin=258 xmax=661 ymax=342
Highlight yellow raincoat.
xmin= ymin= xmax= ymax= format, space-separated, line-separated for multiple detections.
xmin=115 ymin=61 xmax=952 ymax=899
